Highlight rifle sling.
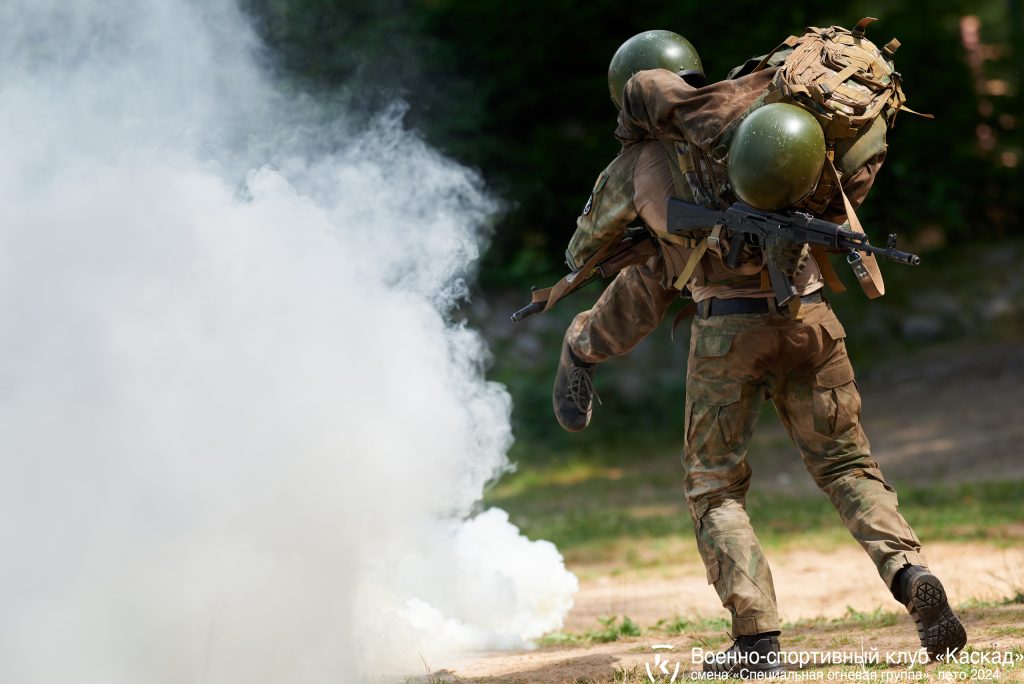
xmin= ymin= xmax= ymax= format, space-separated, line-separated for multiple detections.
xmin=669 ymin=301 xmax=699 ymax=341
xmin=826 ymin=157 xmax=885 ymax=298
xmin=531 ymin=232 xmax=624 ymax=313
xmin=811 ymin=244 xmax=846 ymax=294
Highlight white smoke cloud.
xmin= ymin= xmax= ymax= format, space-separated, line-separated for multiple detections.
xmin=0 ymin=1 xmax=577 ymax=682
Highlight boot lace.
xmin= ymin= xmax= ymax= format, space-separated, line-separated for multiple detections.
xmin=568 ymin=366 xmax=601 ymax=413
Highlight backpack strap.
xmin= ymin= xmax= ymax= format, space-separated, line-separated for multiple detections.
xmin=651 ymin=136 xmax=706 ymax=253
xmin=751 ymin=34 xmax=800 ymax=73
xmin=852 ymin=16 xmax=878 ymax=39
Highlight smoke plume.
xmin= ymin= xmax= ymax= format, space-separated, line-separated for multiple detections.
xmin=0 ymin=1 xmax=577 ymax=681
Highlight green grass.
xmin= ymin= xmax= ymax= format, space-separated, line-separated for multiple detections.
xmin=652 ymin=615 xmax=732 ymax=635
xmin=487 ymin=458 xmax=1024 ymax=565
xmin=991 ymin=625 xmax=1024 ymax=637
xmin=540 ymin=616 xmax=643 ymax=646
xmin=540 ymin=613 xmax=732 ymax=648
xmin=540 ymin=606 xmax=906 ymax=651
xmin=786 ymin=606 xmax=903 ymax=631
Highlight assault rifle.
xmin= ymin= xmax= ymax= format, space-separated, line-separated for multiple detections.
xmin=667 ymin=198 xmax=921 ymax=306
xmin=510 ymin=226 xmax=658 ymax=322
xmin=511 ymin=199 xmax=921 ymax=323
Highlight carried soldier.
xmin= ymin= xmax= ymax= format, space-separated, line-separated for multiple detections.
xmin=514 ymin=20 xmax=967 ymax=677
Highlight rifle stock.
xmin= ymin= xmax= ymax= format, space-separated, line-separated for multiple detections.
xmin=666 ymin=198 xmax=722 ymax=234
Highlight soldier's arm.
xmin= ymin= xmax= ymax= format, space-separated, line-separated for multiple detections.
xmin=565 ymin=145 xmax=641 ymax=269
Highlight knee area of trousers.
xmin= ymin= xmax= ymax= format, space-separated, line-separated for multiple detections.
xmin=822 ymin=468 xmax=898 ymax=508
xmin=688 ymin=497 xmax=750 ymax=531
xmin=815 ymin=459 xmax=884 ymax=491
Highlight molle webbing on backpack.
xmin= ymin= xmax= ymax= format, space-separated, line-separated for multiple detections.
xmin=748 ymin=17 xmax=928 ymax=299
xmin=757 ymin=18 xmax=928 ymax=144
xmin=653 ymin=136 xmax=707 ymax=291
xmin=655 ymin=136 xmax=772 ymax=296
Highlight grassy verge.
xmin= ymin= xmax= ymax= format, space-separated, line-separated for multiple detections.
xmin=487 ymin=454 xmax=1024 ymax=568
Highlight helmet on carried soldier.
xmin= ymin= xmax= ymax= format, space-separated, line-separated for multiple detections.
xmin=727 ymin=103 xmax=826 ymax=212
xmin=608 ymin=30 xmax=704 ymax=109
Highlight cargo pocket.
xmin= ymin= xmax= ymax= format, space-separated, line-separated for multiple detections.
xmin=685 ymin=376 xmax=744 ymax=455
xmin=694 ymin=332 xmax=735 ymax=358
xmin=820 ymin=315 xmax=847 ymax=342
xmin=812 ymin=364 xmax=858 ymax=436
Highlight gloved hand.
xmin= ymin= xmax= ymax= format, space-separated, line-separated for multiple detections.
xmin=766 ymin=240 xmax=811 ymax=278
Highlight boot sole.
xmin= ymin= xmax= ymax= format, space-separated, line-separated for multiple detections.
xmin=906 ymin=572 xmax=967 ymax=660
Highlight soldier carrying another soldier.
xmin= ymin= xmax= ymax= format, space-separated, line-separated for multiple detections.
xmin=524 ymin=21 xmax=968 ymax=677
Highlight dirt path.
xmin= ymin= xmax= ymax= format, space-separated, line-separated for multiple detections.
xmin=439 ymin=604 xmax=1024 ymax=682
xmin=563 ymin=542 xmax=1024 ymax=632
xmin=435 ymin=543 xmax=1023 ymax=682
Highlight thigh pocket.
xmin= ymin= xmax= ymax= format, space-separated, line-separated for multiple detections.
xmin=694 ymin=332 xmax=735 ymax=358
xmin=685 ymin=376 xmax=744 ymax=456
xmin=812 ymin=364 xmax=859 ymax=436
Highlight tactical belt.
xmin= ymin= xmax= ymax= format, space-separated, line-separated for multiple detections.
xmin=697 ymin=291 xmax=824 ymax=317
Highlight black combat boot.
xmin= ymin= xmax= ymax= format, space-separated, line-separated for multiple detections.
xmin=893 ymin=565 xmax=967 ymax=660
xmin=552 ymin=341 xmax=599 ymax=432
xmin=702 ymin=633 xmax=786 ymax=678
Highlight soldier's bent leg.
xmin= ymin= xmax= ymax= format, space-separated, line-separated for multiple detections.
xmin=772 ymin=306 xmax=926 ymax=589
xmin=565 ymin=258 xmax=677 ymax=364
xmin=555 ymin=258 xmax=676 ymax=431
xmin=684 ymin=317 xmax=780 ymax=636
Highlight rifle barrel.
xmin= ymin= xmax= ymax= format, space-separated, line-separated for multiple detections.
xmin=859 ymin=243 xmax=921 ymax=266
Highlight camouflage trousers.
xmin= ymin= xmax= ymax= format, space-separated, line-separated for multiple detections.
xmin=565 ymin=265 xmax=926 ymax=637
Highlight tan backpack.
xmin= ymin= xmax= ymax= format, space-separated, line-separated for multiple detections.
xmin=748 ymin=17 xmax=930 ymax=298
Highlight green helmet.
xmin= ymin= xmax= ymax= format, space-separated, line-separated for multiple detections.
xmin=727 ymin=103 xmax=826 ymax=212
xmin=608 ymin=30 xmax=704 ymax=109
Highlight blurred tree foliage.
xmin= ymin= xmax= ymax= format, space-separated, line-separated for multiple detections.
xmin=243 ymin=0 xmax=1022 ymax=287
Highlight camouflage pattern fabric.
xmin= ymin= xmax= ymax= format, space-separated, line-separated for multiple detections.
xmin=566 ymin=255 xmax=677 ymax=364
xmin=684 ymin=301 xmax=926 ymax=636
